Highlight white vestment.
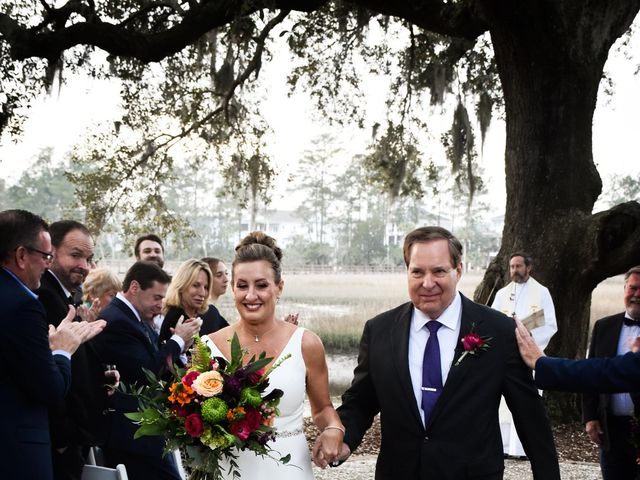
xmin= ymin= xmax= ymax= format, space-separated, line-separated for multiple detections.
xmin=491 ymin=276 xmax=557 ymax=456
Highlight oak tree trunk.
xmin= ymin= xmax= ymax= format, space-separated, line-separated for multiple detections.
xmin=473 ymin=1 xmax=640 ymax=420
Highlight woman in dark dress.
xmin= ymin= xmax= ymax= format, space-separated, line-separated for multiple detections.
xmin=159 ymin=259 xmax=228 ymax=344
xmin=202 ymin=256 xmax=229 ymax=324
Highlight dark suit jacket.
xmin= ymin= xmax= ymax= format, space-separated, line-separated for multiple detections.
xmin=158 ymin=304 xmax=228 ymax=344
xmin=337 ymin=295 xmax=559 ymax=480
xmin=36 ymin=270 xmax=109 ymax=447
xmin=581 ymin=313 xmax=627 ymax=451
xmin=536 ymin=352 xmax=640 ymax=393
xmin=0 ymin=267 xmax=72 ymax=480
xmin=91 ymin=297 xmax=182 ymax=457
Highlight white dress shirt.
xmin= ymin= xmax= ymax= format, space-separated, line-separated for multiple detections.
xmin=115 ymin=292 xmax=185 ymax=352
xmin=408 ymin=292 xmax=462 ymax=425
xmin=610 ymin=312 xmax=640 ymax=416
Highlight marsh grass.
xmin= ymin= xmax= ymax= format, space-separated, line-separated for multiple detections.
xmin=217 ymin=272 xmax=626 ymax=353
xmin=218 ymin=272 xmax=488 ymax=352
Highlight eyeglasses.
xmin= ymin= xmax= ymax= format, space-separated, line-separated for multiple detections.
xmin=24 ymin=246 xmax=54 ymax=262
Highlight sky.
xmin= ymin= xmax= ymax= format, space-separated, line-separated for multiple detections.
xmin=0 ymin=24 xmax=639 ymax=215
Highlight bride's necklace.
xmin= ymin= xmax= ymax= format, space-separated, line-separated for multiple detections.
xmin=246 ymin=321 xmax=278 ymax=343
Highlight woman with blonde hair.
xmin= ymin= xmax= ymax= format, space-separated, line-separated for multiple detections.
xmin=83 ymin=267 xmax=122 ymax=308
xmin=204 ymin=232 xmax=343 ymax=478
xmin=158 ymin=259 xmax=228 ymax=344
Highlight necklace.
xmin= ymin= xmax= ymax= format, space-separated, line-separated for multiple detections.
xmin=246 ymin=321 xmax=279 ymax=343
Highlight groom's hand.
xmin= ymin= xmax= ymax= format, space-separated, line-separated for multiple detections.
xmin=312 ymin=432 xmax=350 ymax=469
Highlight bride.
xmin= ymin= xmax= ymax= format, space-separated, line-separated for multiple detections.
xmin=203 ymin=232 xmax=344 ymax=479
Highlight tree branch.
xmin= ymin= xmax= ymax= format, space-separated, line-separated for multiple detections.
xmin=0 ymin=0 xmax=325 ymax=63
xmin=221 ymin=10 xmax=290 ymax=121
xmin=585 ymin=201 xmax=640 ymax=284
xmin=354 ymin=0 xmax=486 ymax=40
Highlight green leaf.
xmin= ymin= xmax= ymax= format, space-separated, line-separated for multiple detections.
xmin=133 ymin=422 xmax=166 ymax=439
xmin=230 ymin=332 xmax=242 ymax=365
xmin=124 ymin=412 xmax=144 ymax=422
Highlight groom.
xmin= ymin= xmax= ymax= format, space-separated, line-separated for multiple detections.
xmin=316 ymin=227 xmax=560 ymax=479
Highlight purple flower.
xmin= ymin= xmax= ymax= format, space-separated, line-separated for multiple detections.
xmin=223 ymin=376 xmax=242 ymax=398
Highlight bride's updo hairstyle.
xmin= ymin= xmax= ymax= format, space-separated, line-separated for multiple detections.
xmin=233 ymin=231 xmax=283 ymax=283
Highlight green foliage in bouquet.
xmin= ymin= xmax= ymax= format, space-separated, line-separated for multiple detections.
xmin=123 ymin=333 xmax=291 ymax=479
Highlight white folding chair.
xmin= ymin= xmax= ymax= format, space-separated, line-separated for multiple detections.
xmin=81 ymin=464 xmax=128 ymax=480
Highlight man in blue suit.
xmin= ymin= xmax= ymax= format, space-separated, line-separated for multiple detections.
xmin=0 ymin=209 xmax=105 ymax=480
xmin=516 ymin=266 xmax=640 ymax=396
xmin=92 ymin=261 xmax=201 ymax=480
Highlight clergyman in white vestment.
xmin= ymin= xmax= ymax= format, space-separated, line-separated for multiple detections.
xmin=491 ymin=252 xmax=557 ymax=458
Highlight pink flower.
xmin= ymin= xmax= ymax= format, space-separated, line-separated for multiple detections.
xmin=171 ymin=404 xmax=189 ymax=418
xmin=182 ymin=371 xmax=200 ymax=387
xmin=462 ymin=333 xmax=484 ymax=352
xmin=248 ymin=368 xmax=265 ymax=385
xmin=230 ymin=420 xmax=251 ymax=441
xmin=244 ymin=408 xmax=262 ymax=431
xmin=184 ymin=413 xmax=204 ymax=438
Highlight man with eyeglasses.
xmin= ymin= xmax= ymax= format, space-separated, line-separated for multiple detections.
xmin=490 ymin=252 xmax=558 ymax=459
xmin=0 ymin=209 xmax=105 ymax=480
xmin=37 ymin=220 xmax=114 ymax=480
xmin=315 ymin=226 xmax=559 ymax=479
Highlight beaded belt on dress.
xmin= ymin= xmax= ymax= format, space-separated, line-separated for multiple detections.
xmin=276 ymin=427 xmax=304 ymax=438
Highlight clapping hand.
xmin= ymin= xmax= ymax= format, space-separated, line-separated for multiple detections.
xmin=171 ymin=315 xmax=203 ymax=348
xmin=77 ymin=298 xmax=101 ymax=323
xmin=284 ymin=313 xmax=299 ymax=326
xmin=49 ymin=306 xmax=106 ymax=354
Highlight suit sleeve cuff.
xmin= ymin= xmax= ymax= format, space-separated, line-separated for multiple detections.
xmin=52 ymin=350 xmax=71 ymax=360
xmin=170 ymin=334 xmax=185 ymax=352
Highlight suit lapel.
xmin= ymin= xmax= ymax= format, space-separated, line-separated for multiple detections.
xmin=111 ymin=297 xmax=157 ymax=350
xmin=425 ymin=295 xmax=477 ymax=429
xmin=603 ymin=314 xmax=624 ymax=357
xmin=391 ymin=303 xmax=425 ymax=429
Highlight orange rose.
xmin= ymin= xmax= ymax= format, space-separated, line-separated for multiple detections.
xmin=192 ymin=370 xmax=224 ymax=397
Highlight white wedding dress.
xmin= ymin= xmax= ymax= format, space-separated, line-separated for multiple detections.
xmin=202 ymin=328 xmax=314 ymax=479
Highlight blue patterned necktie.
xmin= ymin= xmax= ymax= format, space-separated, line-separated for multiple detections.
xmin=421 ymin=321 xmax=443 ymax=424
xmin=141 ymin=320 xmax=159 ymax=348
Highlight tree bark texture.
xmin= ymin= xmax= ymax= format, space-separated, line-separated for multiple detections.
xmin=471 ymin=1 xmax=640 ymax=419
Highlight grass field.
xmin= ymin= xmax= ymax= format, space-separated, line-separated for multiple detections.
xmin=217 ymin=272 xmax=626 ymax=353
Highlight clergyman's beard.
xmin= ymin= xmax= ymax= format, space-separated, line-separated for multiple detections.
xmin=511 ymin=273 xmax=526 ymax=284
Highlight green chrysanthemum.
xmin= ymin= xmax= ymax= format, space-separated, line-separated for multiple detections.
xmin=201 ymin=397 xmax=228 ymax=424
xmin=201 ymin=427 xmax=234 ymax=450
xmin=240 ymin=387 xmax=262 ymax=408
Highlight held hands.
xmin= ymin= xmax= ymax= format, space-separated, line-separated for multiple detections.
xmin=49 ymin=306 xmax=107 ymax=355
xmin=312 ymin=426 xmax=350 ymax=469
xmin=171 ymin=315 xmax=203 ymax=347
xmin=514 ymin=318 xmax=545 ymax=369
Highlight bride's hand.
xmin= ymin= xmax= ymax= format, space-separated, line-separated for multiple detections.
xmin=311 ymin=428 xmax=348 ymax=469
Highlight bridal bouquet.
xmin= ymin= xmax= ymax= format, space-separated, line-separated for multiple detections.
xmin=124 ymin=334 xmax=289 ymax=480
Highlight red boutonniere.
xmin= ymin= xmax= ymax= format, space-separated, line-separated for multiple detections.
xmin=454 ymin=324 xmax=492 ymax=366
